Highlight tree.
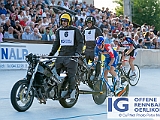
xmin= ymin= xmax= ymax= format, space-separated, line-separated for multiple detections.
xmin=113 ymin=0 xmax=160 ymax=30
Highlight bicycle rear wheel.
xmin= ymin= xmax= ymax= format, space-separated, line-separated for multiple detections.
xmin=92 ymin=80 xmax=107 ymax=105
xmin=128 ymin=64 xmax=140 ymax=86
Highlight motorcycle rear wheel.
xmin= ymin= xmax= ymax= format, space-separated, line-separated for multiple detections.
xmin=59 ymin=84 xmax=79 ymax=108
xmin=10 ymin=79 xmax=34 ymax=112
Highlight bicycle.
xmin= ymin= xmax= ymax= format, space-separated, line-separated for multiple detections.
xmin=92 ymin=61 xmax=129 ymax=105
xmin=116 ymin=51 xmax=140 ymax=86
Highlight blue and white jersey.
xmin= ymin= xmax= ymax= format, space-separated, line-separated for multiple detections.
xmin=120 ymin=36 xmax=137 ymax=49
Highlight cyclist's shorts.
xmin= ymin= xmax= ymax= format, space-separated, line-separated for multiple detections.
xmin=124 ymin=49 xmax=138 ymax=59
xmin=104 ymin=55 xmax=119 ymax=68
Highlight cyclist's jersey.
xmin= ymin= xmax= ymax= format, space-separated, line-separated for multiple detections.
xmin=119 ymin=36 xmax=137 ymax=50
xmin=94 ymin=44 xmax=118 ymax=59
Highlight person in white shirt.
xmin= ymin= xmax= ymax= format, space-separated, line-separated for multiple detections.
xmin=30 ymin=28 xmax=42 ymax=40
xmin=22 ymin=26 xmax=31 ymax=40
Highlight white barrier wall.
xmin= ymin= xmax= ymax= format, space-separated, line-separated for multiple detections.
xmin=0 ymin=42 xmax=160 ymax=69
xmin=134 ymin=49 xmax=160 ymax=67
xmin=0 ymin=42 xmax=53 ymax=69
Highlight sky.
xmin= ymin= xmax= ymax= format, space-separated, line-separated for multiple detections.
xmin=94 ymin=0 xmax=118 ymax=12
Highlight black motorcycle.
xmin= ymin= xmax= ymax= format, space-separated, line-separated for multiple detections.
xmin=10 ymin=53 xmax=79 ymax=112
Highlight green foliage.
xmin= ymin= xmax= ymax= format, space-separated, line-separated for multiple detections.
xmin=114 ymin=0 xmax=160 ymax=30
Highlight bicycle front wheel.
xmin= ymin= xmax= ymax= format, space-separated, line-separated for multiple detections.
xmin=128 ymin=64 xmax=140 ymax=86
xmin=92 ymin=80 xmax=107 ymax=105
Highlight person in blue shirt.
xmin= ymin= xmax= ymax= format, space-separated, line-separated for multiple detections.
xmin=94 ymin=36 xmax=120 ymax=89
xmin=0 ymin=3 xmax=7 ymax=15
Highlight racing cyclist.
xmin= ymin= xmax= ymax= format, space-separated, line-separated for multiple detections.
xmin=94 ymin=36 xmax=120 ymax=90
xmin=117 ymin=32 xmax=138 ymax=76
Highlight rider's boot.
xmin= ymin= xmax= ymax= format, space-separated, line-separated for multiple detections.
xmin=63 ymin=89 xmax=73 ymax=99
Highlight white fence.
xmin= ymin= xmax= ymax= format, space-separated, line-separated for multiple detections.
xmin=134 ymin=49 xmax=160 ymax=67
xmin=0 ymin=42 xmax=160 ymax=70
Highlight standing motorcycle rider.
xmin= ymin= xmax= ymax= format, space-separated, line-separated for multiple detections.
xmin=82 ymin=16 xmax=103 ymax=79
xmin=49 ymin=12 xmax=84 ymax=99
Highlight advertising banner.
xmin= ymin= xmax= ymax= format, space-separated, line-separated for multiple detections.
xmin=0 ymin=42 xmax=53 ymax=69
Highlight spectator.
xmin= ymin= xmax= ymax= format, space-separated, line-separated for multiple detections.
xmin=144 ymin=31 xmax=152 ymax=49
xmin=151 ymin=37 xmax=158 ymax=49
xmin=111 ymin=38 xmax=119 ymax=48
xmin=42 ymin=8 xmax=49 ymax=18
xmin=63 ymin=1 xmax=69 ymax=9
xmin=11 ymin=1 xmax=18 ymax=12
xmin=36 ymin=4 xmax=43 ymax=16
xmin=11 ymin=8 xmax=19 ymax=21
xmin=46 ymin=12 xmax=51 ymax=23
xmin=18 ymin=10 xmax=24 ymax=21
xmin=25 ymin=8 xmax=31 ymax=21
xmin=80 ymin=11 xmax=86 ymax=22
xmin=75 ymin=18 xmax=84 ymax=28
xmin=105 ymin=32 xmax=112 ymax=44
xmin=100 ymin=20 xmax=110 ymax=32
xmin=3 ymin=19 xmax=11 ymax=32
xmin=19 ymin=16 xmax=28 ymax=28
xmin=50 ymin=0 xmax=56 ymax=6
xmin=157 ymin=31 xmax=160 ymax=48
xmin=0 ymin=3 xmax=7 ymax=15
xmin=102 ymin=28 xmax=109 ymax=42
xmin=10 ymin=14 xmax=17 ymax=27
xmin=42 ymin=27 xmax=52 ymax=41
xmin=47 ymin=23 xmax=54 ymax=35
xmin=22 ymin=26 xmax=31 ymax=40
xmin=42 ymin=17 xmax=49 ymax=27
xmin=30 ymin=28 xmax=42 ymax=40
xmin=0 ymin=14 xmax=6 ymax=25
xmin=29 ymin=8 xmax=36 ymax=18
xmin=137 ymin=39 xmax=147 ymax=49
xmin=50 ymin=17 xmax=58 ymax=27
xmin=29 ymin=21 xmax=35 ymax=32
xmin=4 ymin=26 xmax=15 ymax=39
xmin=13 ymin=20 xmax=23 ymax=39
xmin=133 ymin=34 xmax=139 ymax=45
xmin=95 ymin=15 xmax=102 ymax=27
xmin=0 ymin=26 xmax=3 ymax=42
xmin=19 ymin=1 xmax=26 ymax=10
xmin=5 ymin=0 xmax=14 ymax=14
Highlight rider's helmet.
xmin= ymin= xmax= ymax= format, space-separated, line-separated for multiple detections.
xmin=117 ymin=32 xmax=125 ymax=39
xmin=85 ymin=16 xmax=96 ymax=25
xmin=96 ymin=36 xmax=104 ymax=46
xmin=59 ymin=12 xmax=72 ymax=25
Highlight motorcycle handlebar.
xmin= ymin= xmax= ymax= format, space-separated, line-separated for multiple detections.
xmin=42 ymin=56 xmax=79 ymax=59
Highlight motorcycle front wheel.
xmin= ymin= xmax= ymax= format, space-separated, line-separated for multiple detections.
xmin=10 ymin=79 xmax=34 ymax=112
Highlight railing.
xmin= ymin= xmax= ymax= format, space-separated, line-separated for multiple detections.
xmin=2 ymin=38 xmax=54 ymax=44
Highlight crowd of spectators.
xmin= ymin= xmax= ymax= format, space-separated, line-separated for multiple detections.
xmin=0 ymin=0 xmax=159 ymax=49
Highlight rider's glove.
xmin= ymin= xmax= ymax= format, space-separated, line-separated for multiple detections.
xmin=75 ymin=52 xmax=80 ymax=57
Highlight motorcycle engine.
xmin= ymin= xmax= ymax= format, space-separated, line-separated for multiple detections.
xmin=77 ymin=65 xmax=87 ymax=82
xmin=48 ymin=86 xmax=57 ymax=99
